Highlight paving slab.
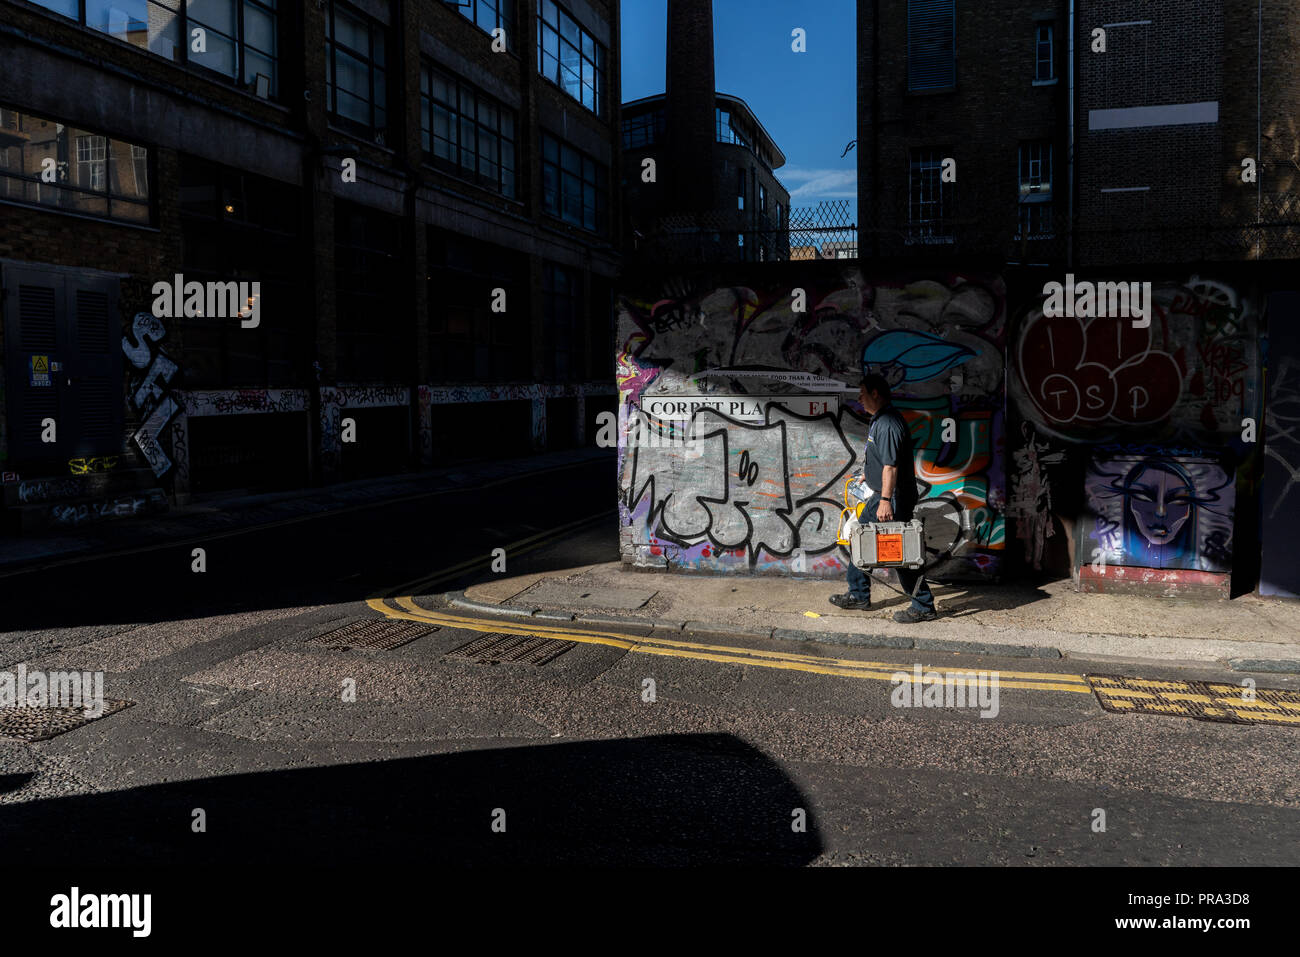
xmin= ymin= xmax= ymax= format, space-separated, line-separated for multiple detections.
xmin=508 ymin=581 xmax=658 ymax=611
xmin=444 ymin=559 xmax=1300 ymax=670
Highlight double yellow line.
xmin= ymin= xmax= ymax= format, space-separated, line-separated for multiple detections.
xmin=370 ymin=596 xmax=1091 ymax=692
xmin=366 ymin=517 xmax=1092 ymax=693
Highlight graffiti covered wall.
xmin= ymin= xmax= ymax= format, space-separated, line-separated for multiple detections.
xmin=616 ymin=267 xmax=1007 ymax=581
xmin=1008 ymin=276 xmax=1261 ymax=582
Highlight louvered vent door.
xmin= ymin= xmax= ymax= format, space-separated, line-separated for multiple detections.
xmin=4 ymin=271 xmax=64 ymax=462
xmin=67 ymin=281 xmax=124 ymax=456
xmin=908 ymin=0 xmax=956 ymax=91
xmin=2 ymin=264 xmax=123 ymax=464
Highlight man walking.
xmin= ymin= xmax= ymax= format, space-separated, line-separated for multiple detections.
xmin=830 ymin=374 xmax=937 ymax=623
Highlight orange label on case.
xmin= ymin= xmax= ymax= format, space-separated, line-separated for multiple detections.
xmin=876 ymin=534 xmax=903 ymax=563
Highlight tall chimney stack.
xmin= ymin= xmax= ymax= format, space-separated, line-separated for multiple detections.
xmin=665 ymin=0 xmax=717 ymax=213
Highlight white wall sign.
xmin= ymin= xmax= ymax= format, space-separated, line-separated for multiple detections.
xmin=639 ymin=394 xmax=840 ymax=423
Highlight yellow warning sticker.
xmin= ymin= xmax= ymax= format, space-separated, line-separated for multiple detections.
xmin=876 ymin=534 xmax=903 ymax=563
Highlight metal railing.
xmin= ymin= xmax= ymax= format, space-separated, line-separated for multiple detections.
xmin=628 ymin=200 xmax=858 ymax=266
xmin=628 ymin=195 xmax=1300 ymax=268
xmin=854 ymin=194 xmax=1300 ymax=265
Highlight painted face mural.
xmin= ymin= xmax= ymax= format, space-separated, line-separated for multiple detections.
xmin=1085 ymin=454 xmax=1234 ymax=572
xmin=1124 ymin=462 xmax=1194 ymax=546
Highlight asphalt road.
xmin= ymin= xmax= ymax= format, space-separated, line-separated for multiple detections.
xmin=2 ymin=455 xmax=1299 ymax=866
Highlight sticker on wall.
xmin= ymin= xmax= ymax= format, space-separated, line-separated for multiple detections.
xmin=28 ymin=355 xmax=51 ymax=388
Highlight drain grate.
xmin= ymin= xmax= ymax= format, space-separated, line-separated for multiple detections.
xmin=308 ymin=618 xmax=437 ymax=650
xmin=0 ymin=699 xmax=134 ymax=742
xmin=446 ymin=632 xmax=576 ymax=666
xmin=1088 ymin=674 xmax=1300 ymax=727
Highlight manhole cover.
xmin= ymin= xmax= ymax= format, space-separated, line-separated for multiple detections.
xmin=308 ymin=619 xmax=437 ymax=650
xmin=0 ymin=699 xmax=134 ymax=742
xmin=1087 ymin=674 xmax=1300 ymax=727
xmin=446 ymin=632 xmax=576 ymax=666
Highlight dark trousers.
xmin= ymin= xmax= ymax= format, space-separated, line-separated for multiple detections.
xmin=846 ymin=493 xmax=935 ymax=614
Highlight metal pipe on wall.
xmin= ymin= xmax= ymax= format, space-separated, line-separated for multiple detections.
xmin=1067 ymin=0 xmax=1075 ymax=268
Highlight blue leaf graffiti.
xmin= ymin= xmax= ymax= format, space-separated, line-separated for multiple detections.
xmin=862 ymin=330 xmax=975 ymax=383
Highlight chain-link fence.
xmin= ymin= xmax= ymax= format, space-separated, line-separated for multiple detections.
xmin=628 ymin=194 xmax=1300 ymax=269
xmin=629 ymin=200 xmax=858 ymax=267
xmin=855 ymin=193 xmax=1300 ymax=266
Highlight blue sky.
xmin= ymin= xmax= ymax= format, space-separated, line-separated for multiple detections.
xmin=620 ymin=0 xmax=858 ymax=217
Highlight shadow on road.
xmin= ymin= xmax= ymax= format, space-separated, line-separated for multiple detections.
xmin=1 ymin=733 xmax=824 ymax=866
xmin=0 ymin=461 xmax=620 ymax=631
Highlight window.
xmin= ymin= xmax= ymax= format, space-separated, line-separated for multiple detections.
xmin=0 ymin=106 xmax=151 ymax=224
xmin=716 ymin=108 xmax=750 ymax=149
xmin=1017 ymin=141 xmax=1054 ymax=239
xmin=428 ymin=228 xmax=529 ymax=382
xmin=327 ymin=1 xmax=388 ymax=142
xmin=541 ymin=133 xmax=608 ymax=234
xmin=716 ymin=107 xmax=773 ymax=170
xmin=737 ymin=166 xmax=745 ymax=210
xmin=537 ymin=1 xmax=606 ymax=115
xmin=421 ymin=63 xmax=517 ymax=198
xmin=907 ymin=0 xmax=955 ymax=91
xmin=178 ymin=155 xmax=304 ymax=387
xmin=622 ymin=109 xmax=664 ymax=149
xmin=40 ymin=1 xmax=278 ymax=96
xmin=32 ymin=0 xmax=80 ymax=16
xmin=76 ymin=135 xmax=107 ymax=191
xmin=1034 ymin=25 xmax=1054 ymax=82
xmin=443 ymin=0 xmax=514 ymax=47
xmin=131 ymin=144 xmax=150 ymax=195
xmin=759 ymin=183 xmax=767 ymax=214
xmin=335 ymin=201 xmax=405 ymax=381
xmin=907 ymin=148 xmax=954 ymax=243
xmin=544 ymin=263 xmax=581 ymax=381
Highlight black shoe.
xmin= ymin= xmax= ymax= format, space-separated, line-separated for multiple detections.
xmin=893 ymin=608 xmax=937 ymax=623
xmin=829 ymin=593 xmax=872 ymax=610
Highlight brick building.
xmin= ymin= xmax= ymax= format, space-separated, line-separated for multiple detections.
xmin=854 ymin=0 xmax=1300 ymax=597
xmin=621 ymin=0 xmax=791 ymax=265
xmin=856 ymin=0 xmax=1069 ymax=264
xmin=0 ymin=0 xmax=621 ymax=531
xmin=856 ymin=0 xmax=1300 ymax=266
xmin=1076 ymin=0 xmax=1300 ymax=264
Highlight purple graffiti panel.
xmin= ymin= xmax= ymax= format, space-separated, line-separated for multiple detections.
xmin=1085 ymin=453 xmax=1234 ymax=573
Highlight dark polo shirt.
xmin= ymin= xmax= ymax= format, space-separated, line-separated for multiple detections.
xmin=865 ymin=403 xmax=918 ymax=511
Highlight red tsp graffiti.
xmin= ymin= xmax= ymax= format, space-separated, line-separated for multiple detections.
xmin=1018 ymin=313 xmax=1183 ymax=430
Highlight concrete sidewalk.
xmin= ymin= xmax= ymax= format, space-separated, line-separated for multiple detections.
xmin=454 ymin=561 xmax=1300 ymax=674
xmin=0 ymin=448 xmax=612 ymax=574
